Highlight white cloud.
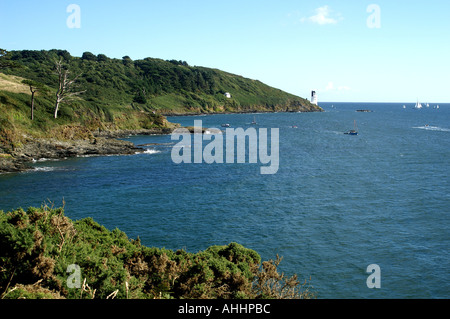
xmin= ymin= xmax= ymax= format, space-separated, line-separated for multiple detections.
xmin=301 ymin=6 xmax=341 ymax=25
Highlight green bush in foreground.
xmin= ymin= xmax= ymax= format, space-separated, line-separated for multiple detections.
xmin=0 ymin=206 xmax=314 ymax=299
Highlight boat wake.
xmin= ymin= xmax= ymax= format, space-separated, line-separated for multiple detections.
xmin=413 ymin=125 xmax=450 ymax=132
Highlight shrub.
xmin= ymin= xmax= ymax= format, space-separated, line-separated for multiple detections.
xmin=0 ymin=205 xmax=315 ymax=299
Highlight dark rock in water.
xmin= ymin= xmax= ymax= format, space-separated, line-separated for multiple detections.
xmin=1 ymin=137 xmax=144 ymax=174
xmin=17 ymin=137 xmax=143 ymax=159
xmin=0 ymin=156 xmax=32 ymax=173
xmin=0 ymin=127 xmax=180 ymax=174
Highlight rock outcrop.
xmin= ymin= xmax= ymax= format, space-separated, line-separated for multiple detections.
xmin=1 ymin=136 xmax=144 ymax=174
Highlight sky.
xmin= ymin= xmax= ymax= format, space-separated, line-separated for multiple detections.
xmin=1 ymin=0 xmax=449 ymax=103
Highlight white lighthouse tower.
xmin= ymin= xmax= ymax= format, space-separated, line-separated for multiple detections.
xmin=311 ymin=90 xmax=318 ymax=105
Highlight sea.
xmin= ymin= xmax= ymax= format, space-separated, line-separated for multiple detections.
xmin=0 ymin=102 xmax=449 ymax=299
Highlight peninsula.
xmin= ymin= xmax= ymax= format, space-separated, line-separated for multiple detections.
xmin=0 ymin=49 xmax=322 ymax=173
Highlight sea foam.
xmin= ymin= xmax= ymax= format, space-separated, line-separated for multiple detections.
xmin=143 ymin=149 xmax=161 ymax=154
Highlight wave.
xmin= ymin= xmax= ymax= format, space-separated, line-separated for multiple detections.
xmin=32 ymin=167 xmax=56 ymax=172
xmin=32 ymin=158 xmax=63 ymax=163
xmin=204 ymin=128 xmax=222 ymax=135
xmin=143 ymin=149 xmax=161 ymax=155
xmin=413 ymin=125 xmax=450 ymax=132
xmin=77 ymin=154 xmax=123 ymax=158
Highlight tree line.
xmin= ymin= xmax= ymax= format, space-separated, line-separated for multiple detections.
xmin=1 ymin=49 xmax=314 ymax=120
xmin=1 ymin=49 xmax=85 ymax=119
xmin=0 ymin=49 xmax=225 ymax=119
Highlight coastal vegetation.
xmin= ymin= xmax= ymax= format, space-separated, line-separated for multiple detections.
xmin=2 ymin=49 xmax=319 ymax=116
xmin=0 ymin=205 xmax=315 ymax=299
xmin=0 ymin=48 xmax=321 ymax=172
xmin=0 ymin=49 xmax=317 ymax=299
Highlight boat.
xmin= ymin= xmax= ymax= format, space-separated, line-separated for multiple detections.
xmin=251 ymin=116 xmax=257 ymax=125
xmin=414 ymin=99 xmax=423 ymax=109
xmin=221 ymin=123 xmax=230 ymax=127
xmin=344 ymin=120 xmax=358 ymax=135
xmin=403 ymin=105 xmax=406 ymax=109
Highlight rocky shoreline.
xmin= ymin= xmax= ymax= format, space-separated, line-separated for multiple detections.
xmin=0 ymin=128 xmax=175 ymax=174
xmin=0 ymin=106 xmax=323 ymax=174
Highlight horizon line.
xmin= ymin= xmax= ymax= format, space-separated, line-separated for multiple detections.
xmin=317 ymin=101 xmax=448 ymax=104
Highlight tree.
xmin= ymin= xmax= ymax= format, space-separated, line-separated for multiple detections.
xmin=81 ymin=52 xmax=96 ymax=61
xmin=57 ymin=50 xmax=72 ymax=61
xmin=54 ymin=58 xmax=85 ymax=119
xmin=0 ymin=49 xmax=20 ymax=70
xmin=97 ymin=54 xmax=108 ymax=62
xmin=133 ymin=87 xmax=147 ymax=104
xmin=22 ymin=80 xmax=47 ymax=120
xmin=122 ymin=56 xmax=133 ymax=67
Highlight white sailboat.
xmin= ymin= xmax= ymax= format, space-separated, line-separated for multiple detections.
xmin=414 ymin=99 xmax=423 ymax=109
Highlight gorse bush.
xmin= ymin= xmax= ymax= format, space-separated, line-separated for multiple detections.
xmin=0 ymin=205 xmax=315 ymax=299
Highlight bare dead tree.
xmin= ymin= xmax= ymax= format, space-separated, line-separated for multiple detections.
xmin=22 ymin=80 xmax=47 ymax=120
xmin=30 ymin=86 xmax=37 ymax=120
xmin=54 ymin=58 xmax=85 ymax=119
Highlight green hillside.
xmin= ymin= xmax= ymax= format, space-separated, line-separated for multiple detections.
xmin=1 ymin=49 xmax=320 ymax=114
xmin=0 ymin=49 xmax=321 ymax=157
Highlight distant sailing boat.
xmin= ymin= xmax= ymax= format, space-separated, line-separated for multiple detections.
xmin=414 ymin=99 xmax=423 ymax=109
xmin=344 ymin=120 xmax=358 ymax=135
xmin=251 ymin=116 xmax=257 ymax=125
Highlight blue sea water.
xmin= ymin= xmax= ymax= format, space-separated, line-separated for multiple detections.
xmin=0 ymin=102 xmax=449 ymax=299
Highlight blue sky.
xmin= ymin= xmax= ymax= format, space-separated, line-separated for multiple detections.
xmin=1 ymin=0 xmax=449 ymax=102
